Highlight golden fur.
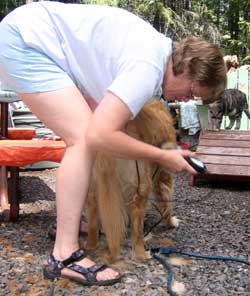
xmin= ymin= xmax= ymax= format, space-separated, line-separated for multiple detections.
xmin=85 ymin=99 xmax=177 ymax=262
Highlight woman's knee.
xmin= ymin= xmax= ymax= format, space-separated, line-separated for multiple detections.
xmin=18 ymin=88 xmax=93 ymax=148
xmin=63 ymin=129 xmax=88 ymax=150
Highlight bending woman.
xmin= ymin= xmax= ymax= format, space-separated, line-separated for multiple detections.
xmin=0 ymin=2 xmax=226 ymax=286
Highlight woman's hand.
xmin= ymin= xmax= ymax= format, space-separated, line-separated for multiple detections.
xmin=156 ymin=149 xmax=197 ymax=174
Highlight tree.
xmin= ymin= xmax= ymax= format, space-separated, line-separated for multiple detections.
xmin=203 ymin=0 xmax=250 ymax=62
xmin=0 ymin=0 xmax=25 ymax=21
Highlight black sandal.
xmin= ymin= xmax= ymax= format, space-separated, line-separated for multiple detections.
xmin=43 ymin=249 xmax=122 ymax=286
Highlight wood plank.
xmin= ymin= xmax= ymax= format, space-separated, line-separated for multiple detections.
xmin=204 ymin=163 xmax=250 ymax=176
xmin=196 ymin=146 xmax=250 ymax=156
xmin=202 ymin=130 xmax=250 ymax=135
xmin=192 ymin=130 xmax=250 ymax=185
xmin=196 ymin=154 xmax=250 ymax=166
xmin=198 ymin=139 xmax=250 ymax=148
xmin=192 ymin=174 xmax=250 ymax=184
xmin=200 ymin=133 xmax=250 ymax=141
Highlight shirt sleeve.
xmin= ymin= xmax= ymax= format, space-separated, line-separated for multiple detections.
xmin=107 ymin=60 xmax=163 ymax=118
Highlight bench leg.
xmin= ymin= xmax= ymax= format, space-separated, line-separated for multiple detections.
xmin=0 ymin=166 xmax=10 ymax=221
xmin=9 ymin=167 xmax=20 ymax=222
xmin=189 ymin=174 xmax=195 ymax=187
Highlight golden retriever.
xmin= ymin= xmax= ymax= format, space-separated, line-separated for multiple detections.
xmin=85 ymin=99 xmax=178 ymax=262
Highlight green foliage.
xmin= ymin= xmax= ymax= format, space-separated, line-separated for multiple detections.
xmin=238 ymin=19 xmax=250 ymax=60
xmin=203 ymin=0 xmax=250 ymax=63
xmin=79 ymin=0 xmax=118 ymax=5
xmin=0 ymin=0 xmax=25 ymax=21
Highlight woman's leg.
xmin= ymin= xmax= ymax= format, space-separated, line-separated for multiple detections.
xmin=19 ymin=86 xmax=119 ymax=281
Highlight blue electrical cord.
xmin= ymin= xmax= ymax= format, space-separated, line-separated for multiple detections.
xmin=151 ymin=246 xmax=250 ymax=296
xmin=151 ymin=251 xmax=177 ymax=296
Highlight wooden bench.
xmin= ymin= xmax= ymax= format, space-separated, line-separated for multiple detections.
xmin=190 ymin=129 xmax=250 ymax=185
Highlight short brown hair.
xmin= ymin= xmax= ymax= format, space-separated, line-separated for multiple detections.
xmin=172 ymin=37 xmax=227 ymax=103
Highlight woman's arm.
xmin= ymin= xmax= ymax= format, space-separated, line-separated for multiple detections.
xmin=86 ymin=91 xmax=196 ymax=174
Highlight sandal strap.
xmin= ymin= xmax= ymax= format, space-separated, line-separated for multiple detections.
xmin=62 ymin=249 xmax=86 ymax=266
xmin=69 ymin=262 xmax=107 ymax=282
xmin=48 ymin=249 xmax=86 ymax=273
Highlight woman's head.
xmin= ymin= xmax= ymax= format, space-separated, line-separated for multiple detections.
xmin=170 ymin=37 xmax=227 ymax=104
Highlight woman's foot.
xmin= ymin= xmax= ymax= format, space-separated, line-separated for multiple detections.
xmin=44 ymin=249 xmax=122 ymax=285
xmin=61 ymin=256 xmax=120 ymax=283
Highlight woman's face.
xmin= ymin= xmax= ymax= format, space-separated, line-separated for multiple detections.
xmin=162 ymin=72 xmax=193 ymax=102
xmin=162 ymin=60 xmax=210 ymax=102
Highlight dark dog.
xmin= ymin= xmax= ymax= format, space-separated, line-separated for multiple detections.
xmin=209 ymin=89 xmax=250 ymax=130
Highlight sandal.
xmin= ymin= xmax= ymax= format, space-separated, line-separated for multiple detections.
xmin=43 ymin=248 xmax=122 ymax=286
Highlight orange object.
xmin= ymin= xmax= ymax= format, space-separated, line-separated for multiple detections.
xmin=7 ymin=128 xmax=36 ymax=140
xmin=0 ymin=139 xmax=65 ymax=166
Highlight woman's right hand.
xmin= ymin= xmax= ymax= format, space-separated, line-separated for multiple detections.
xmin=157 ymin=149 xmax=197 ymax=174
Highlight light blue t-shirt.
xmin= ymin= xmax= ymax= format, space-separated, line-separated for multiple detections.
xmin=1 ymin=1 xmax=172 ymax=117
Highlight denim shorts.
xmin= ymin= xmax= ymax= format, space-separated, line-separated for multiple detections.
xmin=0 ymin=22 xmax=74 ymax=93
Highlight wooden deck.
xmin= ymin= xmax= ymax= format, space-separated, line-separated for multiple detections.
xmin=191 ymin=130 xmax=250 ymax=185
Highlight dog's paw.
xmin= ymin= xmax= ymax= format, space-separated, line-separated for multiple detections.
xmin=170 ymin=216 xmax=180 ymax=228
xmin=132 ymin=249 xmax=151 ymax=262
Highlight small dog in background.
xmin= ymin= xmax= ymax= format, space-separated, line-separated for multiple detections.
xmin=85 ymin=99 xmax=179 ymax=263
xmin=208 ymin=88 xmax=250 ymax=130
xmin=223 ymin=55 xmax=239 ymax=73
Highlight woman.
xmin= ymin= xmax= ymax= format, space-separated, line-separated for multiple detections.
xmin=0 ymin=1 xmax=226 ymax=286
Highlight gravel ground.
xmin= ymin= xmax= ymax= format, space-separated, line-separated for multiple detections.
xmin=0 ymin=168 xmax=250 ymax=296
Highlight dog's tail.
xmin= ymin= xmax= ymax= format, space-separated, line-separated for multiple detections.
xmin=244 ymin=109 xmax=250 ymax=119
xmin=95 ymin=153 xmax=128 ymax=261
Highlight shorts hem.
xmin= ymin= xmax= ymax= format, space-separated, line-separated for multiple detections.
xmin=1 ymin=79 xmax=75 ymax=94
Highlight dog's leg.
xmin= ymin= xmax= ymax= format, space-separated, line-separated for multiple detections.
xmin=85 ymin=189 xmax=101 ymax=251
xmin=227 ymin=116 xmax=236 ymax=129
xmin=234 ymin=116 xmax=241 ymax=130
xmin=129 ymin=192 xmax=150 ymax=261
xmin=129 ymin=164 xmax=152 ymax=261
xmin=94 ymin=154 xmax=128 ymax=263
xmin=153 ymin=170 xmax=179 ymax=228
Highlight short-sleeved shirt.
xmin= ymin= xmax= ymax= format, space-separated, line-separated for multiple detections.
xmin=1 ymin=2 xmax=172 ymax=117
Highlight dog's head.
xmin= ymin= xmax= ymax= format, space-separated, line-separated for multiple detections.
xmin=224 ymin=55 xmax=239 ymax=71
xmin=127 ymin=99 xmax=177 ymax=148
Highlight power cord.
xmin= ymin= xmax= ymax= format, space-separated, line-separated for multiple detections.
xmin=151 ymin=246 xmax=250 ymax=296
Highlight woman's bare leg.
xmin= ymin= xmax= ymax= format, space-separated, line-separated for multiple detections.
xmin=19 ymin=86 xmax=118 ymax=281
